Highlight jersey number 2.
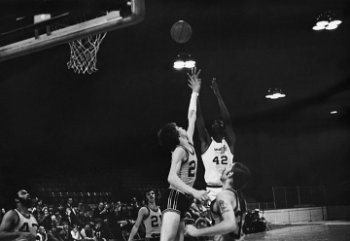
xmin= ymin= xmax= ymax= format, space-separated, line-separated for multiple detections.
xmin=188 ymin=160 xmax=196 ymax=177
xmin=151 ymin=215 xmax=160 ymax=227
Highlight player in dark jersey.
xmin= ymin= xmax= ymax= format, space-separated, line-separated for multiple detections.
xmin=128 ymin=189 xmax=162 ymax=241
xmin=184 ymin=162 xmax=251 ymax=241
xmin=158 ymin=68 xmax=209 ymax=241
xmin=0 ymin=189 xmax=38 ymax=241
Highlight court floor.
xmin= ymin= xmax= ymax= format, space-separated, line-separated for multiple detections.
xmin=244 ymin=221 xmax=350 ymax=241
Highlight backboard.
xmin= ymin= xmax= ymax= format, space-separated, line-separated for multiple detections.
xmin=0 ymin=0 xmax=145 ymax=61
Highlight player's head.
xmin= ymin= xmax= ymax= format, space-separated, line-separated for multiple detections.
xmin=14 ymin=189 xmax=33 ymax=208
xmin=211 ymin=119 xmax=225 ymax=140
xmin=158 ymin=122 xmax=183 ymax=151
xmin=145 ymin=189 xmax=156 ymax=203
xmin=221 ymin=162 xmax=251 ymax=190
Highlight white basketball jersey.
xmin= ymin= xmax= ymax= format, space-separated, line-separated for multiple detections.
xmin=143 ymin=206 xmax=162 ymax=238
xmin=169 ymin=144 xmax=197 ymax=191
xmin=13 ymin=209 xmax=38 ymax=235
xmin=202 ymin=138 xmax=234 ymax=186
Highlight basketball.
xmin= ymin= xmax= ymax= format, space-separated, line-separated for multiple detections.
xmin=170 ymin=20 xmax=192 ymax=43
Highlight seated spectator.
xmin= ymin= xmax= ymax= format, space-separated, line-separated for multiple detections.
xmin=70 ymin=224 xmax=82 ymax=241
xmin=59 ymin=221 xmax=72 ymax=241
xmin=80 ymin=224 xmax=95 ymax=241
xmin=37 ymin=226 xmax=48 ymax=241
xmin=40 ymin=207 xmax=53 ymax=230
xmin=94 ymin=221 xmax=107 ymax=241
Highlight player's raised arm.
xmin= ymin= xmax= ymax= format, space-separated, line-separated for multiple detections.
xmin=186 ymin=67 xmax=201 ymax=143
xmin=211 ymin=78 xmax=236 ymax=153
xmin=196 ymin=99 xmax=211 ymax=154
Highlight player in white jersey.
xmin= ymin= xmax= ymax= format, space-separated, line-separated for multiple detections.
xmin=158 ymin=68 xmax=209 ymax=241
xmin=185 ymin=162 xmax=251 ymax=241
xmin=0 ymin=189 xmax=38 ymax=241
xmin=196 ymin=78 xmax=236 ymax=201
xmin=128 ymin=189 xmax=162 ymax=241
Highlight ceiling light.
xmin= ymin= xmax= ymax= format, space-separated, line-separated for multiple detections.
xmin=313 ymin=11 xmax=342 ymax=31
xmin=173 ymin=59 xmax=185 ymax=70
xmin=265 ymin=88 xmax=286 ymax=99
xmin=173 ymin=53 xmax=196 ymax=70
xmin=330 ymin=110 xmax=338 ymax=115
xmin=313 ymin=25 xmax=325 ymax=31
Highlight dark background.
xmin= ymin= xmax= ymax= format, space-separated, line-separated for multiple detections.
xmin=0 ymin=0 xmax=349 ymax=203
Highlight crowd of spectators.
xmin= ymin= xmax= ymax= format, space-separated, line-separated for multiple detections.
xmin=0 ymin=195 xmax=153 ymax=241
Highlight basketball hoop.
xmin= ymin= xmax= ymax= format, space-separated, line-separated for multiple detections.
xmin=67 ymin=33 xmax=107 ymax=74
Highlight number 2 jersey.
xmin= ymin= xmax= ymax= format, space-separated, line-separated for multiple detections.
xmin=169 ymin=143 xmax=198 ymax=191
xmin=142 ymin=206 xmax=162 ymax=238
xmin=202 ymin=138 xmax=234 ymax=187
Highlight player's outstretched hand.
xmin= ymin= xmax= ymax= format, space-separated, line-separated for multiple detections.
xmin=187 ymin=67 xmax=202 ymax=93
xmin=193 ymin=190 xmax=209 ymax=203
xmin=184 ymin=224 xmax=199 ymax=237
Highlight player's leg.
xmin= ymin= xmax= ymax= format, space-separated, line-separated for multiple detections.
xmin=160 ymin=211 xmax=181 ymax=241
xmin=174 ymin=220 xmax=185 ymax=241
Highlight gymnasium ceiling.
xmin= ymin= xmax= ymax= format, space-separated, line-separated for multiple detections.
xmin=0 ymin=0 xmax=349 ymax=185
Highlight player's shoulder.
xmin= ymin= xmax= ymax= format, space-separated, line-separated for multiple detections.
xmin=173 ymin=145 xmax=189 ymax=159
xmin=217 ymin=189 xmax=236 ymax=202
xmin=0 ymin=210 xmax=19 ymax=229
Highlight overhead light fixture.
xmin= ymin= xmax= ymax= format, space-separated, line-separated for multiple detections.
xmin=313 ymin=11 xmax=342 ymax=31
xmin=265 ymin=88 xmax=286 ymax=99
xmin=330 ymin=110 xmax=338 ymax=115
xmin=173 ymin=53 xmax=196 ymax=70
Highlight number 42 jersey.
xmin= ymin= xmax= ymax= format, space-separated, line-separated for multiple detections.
xmin=202 ymin=138 xmax=234 ymax=187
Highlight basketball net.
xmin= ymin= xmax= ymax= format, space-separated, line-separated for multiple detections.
xmin=67 ymin=33 xmax=107 ymax=74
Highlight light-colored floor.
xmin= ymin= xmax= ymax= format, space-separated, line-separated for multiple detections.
xmin=244 ymin=221 xmax=350 ymax=241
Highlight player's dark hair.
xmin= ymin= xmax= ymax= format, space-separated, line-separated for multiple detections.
xmin=231 ymin=162 xmax=251 ymax=191
xmin=158 ymin=122 xmax=180 ymax=151
xmin=144 ymin=188 xmax=155 ymax=203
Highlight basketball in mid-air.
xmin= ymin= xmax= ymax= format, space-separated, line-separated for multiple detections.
xmin=170 ymin=20 xmax=192 ymax=43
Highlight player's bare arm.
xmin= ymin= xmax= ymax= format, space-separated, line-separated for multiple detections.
xmin=167 ymin=147 xmax=208 ymax=202
xmin=211 ymin=78 xmax=236 ymax=153
xmin=128 ymin=207 xmax=148 ymax=241
xmin=196 ymin=99 xmax=211 ymax=154
xmin=186 ymin=67 xmax=201 ymax=142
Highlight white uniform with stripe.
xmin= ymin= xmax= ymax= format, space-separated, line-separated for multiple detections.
xmin=12 ymin=209 xmax=38 ymax=235
xmin=202 ymin=138 xmax=234 ymax=200
xmin=169 ymin=143 xmax=198 ymax=191
xmin=142 ymin=206 xmax=162 ymax=238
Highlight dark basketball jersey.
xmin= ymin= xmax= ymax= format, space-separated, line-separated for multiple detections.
xmin=210 ymin=189 xmax=245 ymax=241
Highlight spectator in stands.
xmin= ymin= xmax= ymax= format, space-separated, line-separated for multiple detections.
xmin=93 ymin=221 xmax=106 ymax=241
xmin=93 ymin=203 xmax=107 ymax=222
xmin=80 ymin=224 xmax=95 ymax=241
xmin=70 ymin=224 xmax=82 ymax=241
xmin=37 ymin=226 xmax=48 ymax=241
xmin=58 ymin=221 xmax=72 ymax=241
xmin=39 ymin=207 xmax=53 ymax=230
xmin=66 ymin=199 xmax=81 ymax=226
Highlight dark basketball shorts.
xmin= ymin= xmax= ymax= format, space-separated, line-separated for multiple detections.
xmin=160 ymin=188 xmax=193 ymax=218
